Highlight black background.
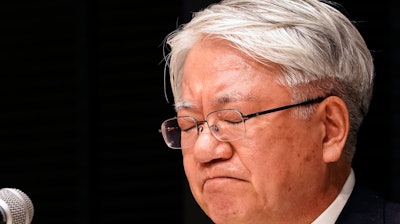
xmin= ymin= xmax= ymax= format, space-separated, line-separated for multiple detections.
xmin=0 ymin=0 xmax=398 ymax=223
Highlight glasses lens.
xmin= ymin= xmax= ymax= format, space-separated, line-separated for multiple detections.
xmin=207 ymin=109 xmax=245 ymax=142
xmin=161 ymin=109 xmax=245 ymax=149
xmin=161 ymin=116 xmax=198 ymax=149
xmin=161 ymin=118 xmax=180 ymax=149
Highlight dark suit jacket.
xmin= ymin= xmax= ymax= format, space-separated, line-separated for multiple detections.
xmin=336 ymin=184 xmax=400 ymax=223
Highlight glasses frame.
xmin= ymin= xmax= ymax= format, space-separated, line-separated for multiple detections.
xmin=161 ymin=96 xmax=328 ymax=149
xmin=240 ymin=96 xmax=327 ymax=121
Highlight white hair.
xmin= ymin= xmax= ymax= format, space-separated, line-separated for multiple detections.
xmin=162 ymin=0 xmax=375 ymax=161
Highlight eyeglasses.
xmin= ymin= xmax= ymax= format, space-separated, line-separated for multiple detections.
xmin=160 ymin=96 xmax=327 ymax=149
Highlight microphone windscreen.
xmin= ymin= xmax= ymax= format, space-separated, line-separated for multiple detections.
xmin=0 ymin=188 xmax=34 ymax=224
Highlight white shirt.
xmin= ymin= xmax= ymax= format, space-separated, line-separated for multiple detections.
xmin=311 ymin=169 xmax=355 ymax=224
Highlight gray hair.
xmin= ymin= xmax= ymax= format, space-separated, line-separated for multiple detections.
xmin=162 ymin=0 xmax=375 ymax=162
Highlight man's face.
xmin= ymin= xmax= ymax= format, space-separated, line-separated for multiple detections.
xmin=178 ymin=38 xmax=329 ymax=224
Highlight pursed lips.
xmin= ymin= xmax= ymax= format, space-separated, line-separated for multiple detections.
xmin=202 ymin=175 xmax=247 ymax=189
xmin=199 ymin=165 xmax=249 ymax=190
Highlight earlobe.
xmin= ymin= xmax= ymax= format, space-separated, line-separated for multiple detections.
xmin=320 ymin=96 xmax=349 ymax=163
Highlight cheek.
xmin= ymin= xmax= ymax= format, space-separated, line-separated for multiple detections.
xmin=250 ymin=117 xmax=319 ymax=154
xmin=245 ymin=118 xmax=321 ymax=178
xmin=241 ymin=120 xmax=321 ymax=203
xmin=182 ymin=155 xmax=203 ymax=197
xmin=183 ymin=155 xmax=196 ymax=184
xmin=182 ymin=157 xmax=199 ymax=191
xmin=244 ymin=118 xmax=297 ymax=156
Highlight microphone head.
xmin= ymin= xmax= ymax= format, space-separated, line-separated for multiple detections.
xmin=0 ymin=188 xmax=34 ymax=224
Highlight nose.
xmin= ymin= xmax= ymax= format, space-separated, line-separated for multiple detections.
xmin=192 ymin=124 xmax=233 ymax=163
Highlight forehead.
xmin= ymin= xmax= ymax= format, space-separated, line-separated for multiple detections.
xmin=175 ymin=92 xmax=256 ymax=110
xmin=177 ymin=38 xmax=288 ymax=111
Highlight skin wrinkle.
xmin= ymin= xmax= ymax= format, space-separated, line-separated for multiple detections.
xmin=176 ymin=92 xmax=251 ymax=113
xmin=175 ymin=37 xmax=347 ymax=224
xmin=159 ymin=0 xmax=384 ymax=223
xmin=177 ymin=86 xmax=263 ymax=119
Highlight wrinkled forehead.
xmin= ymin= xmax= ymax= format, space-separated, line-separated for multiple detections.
xmin=175 ymin=37 xmax=289 ymax=113
xmin=174 ymin=91 xmax=256 ymax=111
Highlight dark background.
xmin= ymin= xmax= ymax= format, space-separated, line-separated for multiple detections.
xmin=0 ymin=0 xmax=398 ymax=223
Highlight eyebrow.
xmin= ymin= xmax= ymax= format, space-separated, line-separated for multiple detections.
xmin=174 ymin=99 xmax=195 ymax=111
xmin=214 ymin=95 xmax=240 ymax=105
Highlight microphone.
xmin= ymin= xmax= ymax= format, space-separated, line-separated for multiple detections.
xmin=0 ymin=188 xmax=34 ymax=224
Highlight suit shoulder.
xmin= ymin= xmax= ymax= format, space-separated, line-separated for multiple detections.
xmin=385 ymin=200 xmax=400 ymax=223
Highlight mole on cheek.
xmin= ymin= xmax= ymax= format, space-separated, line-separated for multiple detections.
xmin=303 ymin=150 xmax=316 ymax=162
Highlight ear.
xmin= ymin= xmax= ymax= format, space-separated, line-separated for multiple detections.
xmin=318 ymin=96 xmax=349 ymax=163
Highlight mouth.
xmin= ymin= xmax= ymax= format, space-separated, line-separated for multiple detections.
xmin=206 ymin=176 xmax=241 ymax=181
xmin=203 ymin=176 xmax=245 ymax=189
